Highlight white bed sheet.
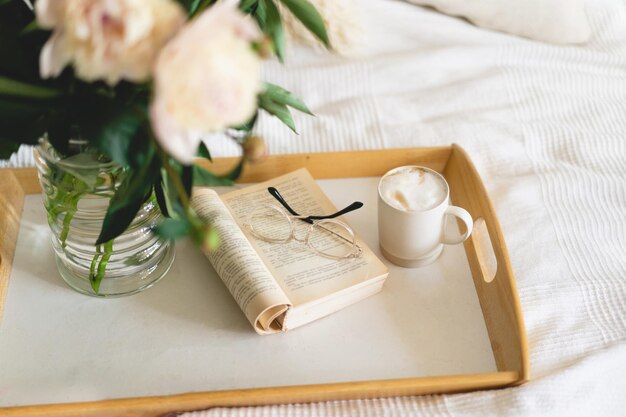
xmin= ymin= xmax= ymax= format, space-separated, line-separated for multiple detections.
xmin=3 ymin=0 xmax=625 ymax=415
xmin=189 ymin=0 xmax=626 ymax=415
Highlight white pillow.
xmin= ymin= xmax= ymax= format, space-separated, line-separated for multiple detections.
xmin=405 ymin=0 xmax=591 ymax=44
xmin=281 ymin=0 xmax=363 ymax=55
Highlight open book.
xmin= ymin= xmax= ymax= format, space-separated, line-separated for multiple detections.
xmin=191 ymin=168 xmax=389 ymax=334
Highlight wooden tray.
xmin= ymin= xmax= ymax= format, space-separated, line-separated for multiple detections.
xmin=0 ymin=145 xmax=528 ymax=417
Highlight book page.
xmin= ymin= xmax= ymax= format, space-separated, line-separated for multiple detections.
xmin=191 ymin=188 xmax=291 ymax=334
xmin=221 ymin=169 xmax=388 ymax=306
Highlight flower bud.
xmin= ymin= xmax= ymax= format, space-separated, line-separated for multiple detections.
xmin=253 ymin=36 xmax=274 ymax=59
xmin=242 ymin=135 xmax=267 ymax=163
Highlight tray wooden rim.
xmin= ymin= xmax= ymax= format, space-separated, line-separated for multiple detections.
xmin=0 ymin=145 xmax=529 ymax=417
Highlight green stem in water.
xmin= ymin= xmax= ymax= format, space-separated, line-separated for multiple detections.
xmin=90 ymin=240 xmax=113 ymax=294
xmin=47 ymin=169 xmax=87 ymax=247
xmin=59 ymin=209 xmax=75 ymax=249
xmin=45 ymin=156 xmax=123 ymax=295
xmin=58 ymin=191 xmax=82 ymax=248
xmin=89 ymin=244 xmax=102 ymax=284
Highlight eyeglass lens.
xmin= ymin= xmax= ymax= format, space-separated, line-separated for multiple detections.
xmin=308 ymin=221 xmax=355 ymax=258
xmin=250 ymin=207 xmax=292 ymax=242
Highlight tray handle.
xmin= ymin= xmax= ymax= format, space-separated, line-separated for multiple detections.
xmin=472 ymin=217 xmax=497 ymax=283
xmin=444 ymin=144 xmax=529 ymax=383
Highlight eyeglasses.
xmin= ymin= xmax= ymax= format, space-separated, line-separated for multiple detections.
xmin=243 ymin=187 xmax=364 ymax=260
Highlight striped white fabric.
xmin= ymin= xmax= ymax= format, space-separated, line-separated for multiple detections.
xmin=182 ymin=0 xmax=626 ymax=416
xmin=0 ymin=144 xmax=36 ymax=168
xmin=4 ymin=0 xmax=625 ymax=415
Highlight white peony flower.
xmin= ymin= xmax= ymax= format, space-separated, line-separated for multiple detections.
xmin=150 ymin=1 xmax=262 ymax=165
xmin=35 ymin=0 xmax=186 ymax=85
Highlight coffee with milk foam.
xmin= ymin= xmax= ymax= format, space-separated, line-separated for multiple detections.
xmin=380 ymin=167 xmax=447 ymax=211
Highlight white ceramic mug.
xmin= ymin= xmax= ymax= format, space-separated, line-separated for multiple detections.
xmin=378 ymin=166 xmax=473 ymax=267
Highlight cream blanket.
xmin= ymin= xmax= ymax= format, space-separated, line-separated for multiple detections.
xmin=190 ymin=0 xmax=626 ymax=415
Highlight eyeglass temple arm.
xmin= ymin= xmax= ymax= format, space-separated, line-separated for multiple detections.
xmin=267 ymin=187 xmax=363 ymax=223
xmin=268 ymin=186 xmax=306 ymax=218
xmin=306 ymin=201 xmax=363 ymax=220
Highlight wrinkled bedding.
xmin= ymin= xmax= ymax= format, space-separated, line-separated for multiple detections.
xmin=199 ymin=0 xmax=626 ymax=415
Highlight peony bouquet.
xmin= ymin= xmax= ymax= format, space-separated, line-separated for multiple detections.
xmin=0 ymin=0 xmax=329 ymax=249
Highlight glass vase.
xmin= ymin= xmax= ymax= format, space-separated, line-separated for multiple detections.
xmin=33 ymin=138 xmax=175 ymax=297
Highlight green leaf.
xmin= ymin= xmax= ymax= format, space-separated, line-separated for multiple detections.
xmin=59 ymin=152 xmax=105 ymax=189
xmin=182 ymin=164 xmax=193 ymax=198
xmin=263 ymin=0 xmax=285 ymax=62
xmin=19 ymin=20 xmax=38 ymax=35
xmin=0 ymin=140 xmax=20 ymax=159
xmin=161 ymin=168 xmax=186 ymax=218
xmin=278 ymin=0 xmax=329 ymax=47
xmin=96 ymin=175 xmax=147 ymax=245
xmin=87 ymin=106 xmax=143 ymax=168
xmin=178 ymin=0 xmax=212 ymax=15
xmin=204 ymin=227 xmax=220 ymax=250
xmin=96 ymin=126 xmax=136 ymax=166
xmin=254 ymin=0 xmax=267 ymax=30
xmin=196 ymin=142 xmax=212 ymax=161
xmin=0 ymin=93 xmax=68 ymax=149
xmin=226 ymin=157 xmax=245 ymax=181
xmin=233 ymin=111 xmax=258 ymax=133
xmin=192 ymin=165 xmax=235 ymax=187
xmin=239 ymin=0 xmax=257 ymax=11
xmin=154 ymin=175 xmax=169 ymax=218
xmin=263 ymin=83 xmax=313 ymax=115
xmin=44 ymin=119 xmax=72 ymax=156
xmin=0 ymin=76 xmax=63 ymax=99
xmin=192 ymin=157 xmax=244 ymax=186
xmin=156 ymin=218 xmax=191 ymax=240
xmin=188 ymin=0 xmax=203 ymax=14
xmin=259 ymin=94 xmax=297 ymax=133
xmin=0 ymin=96 xmax=44 ymax=115
xmin=187 ymin=0 xmax=216 ymax=17
xmin=96 ymin=148 xmax=159 ymax=245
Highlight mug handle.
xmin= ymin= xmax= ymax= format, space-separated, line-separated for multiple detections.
xmin=442 ymin=206 xmax=473 ymax=245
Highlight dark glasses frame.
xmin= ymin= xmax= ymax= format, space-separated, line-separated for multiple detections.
xmin=267 ymin=187 xmax=363 ymax=224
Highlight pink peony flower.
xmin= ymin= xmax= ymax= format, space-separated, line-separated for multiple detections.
xmin=150 ymin=1 xmax=262 ymax=165
xmin=36 ymin=0 xmax=186 ymax=85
